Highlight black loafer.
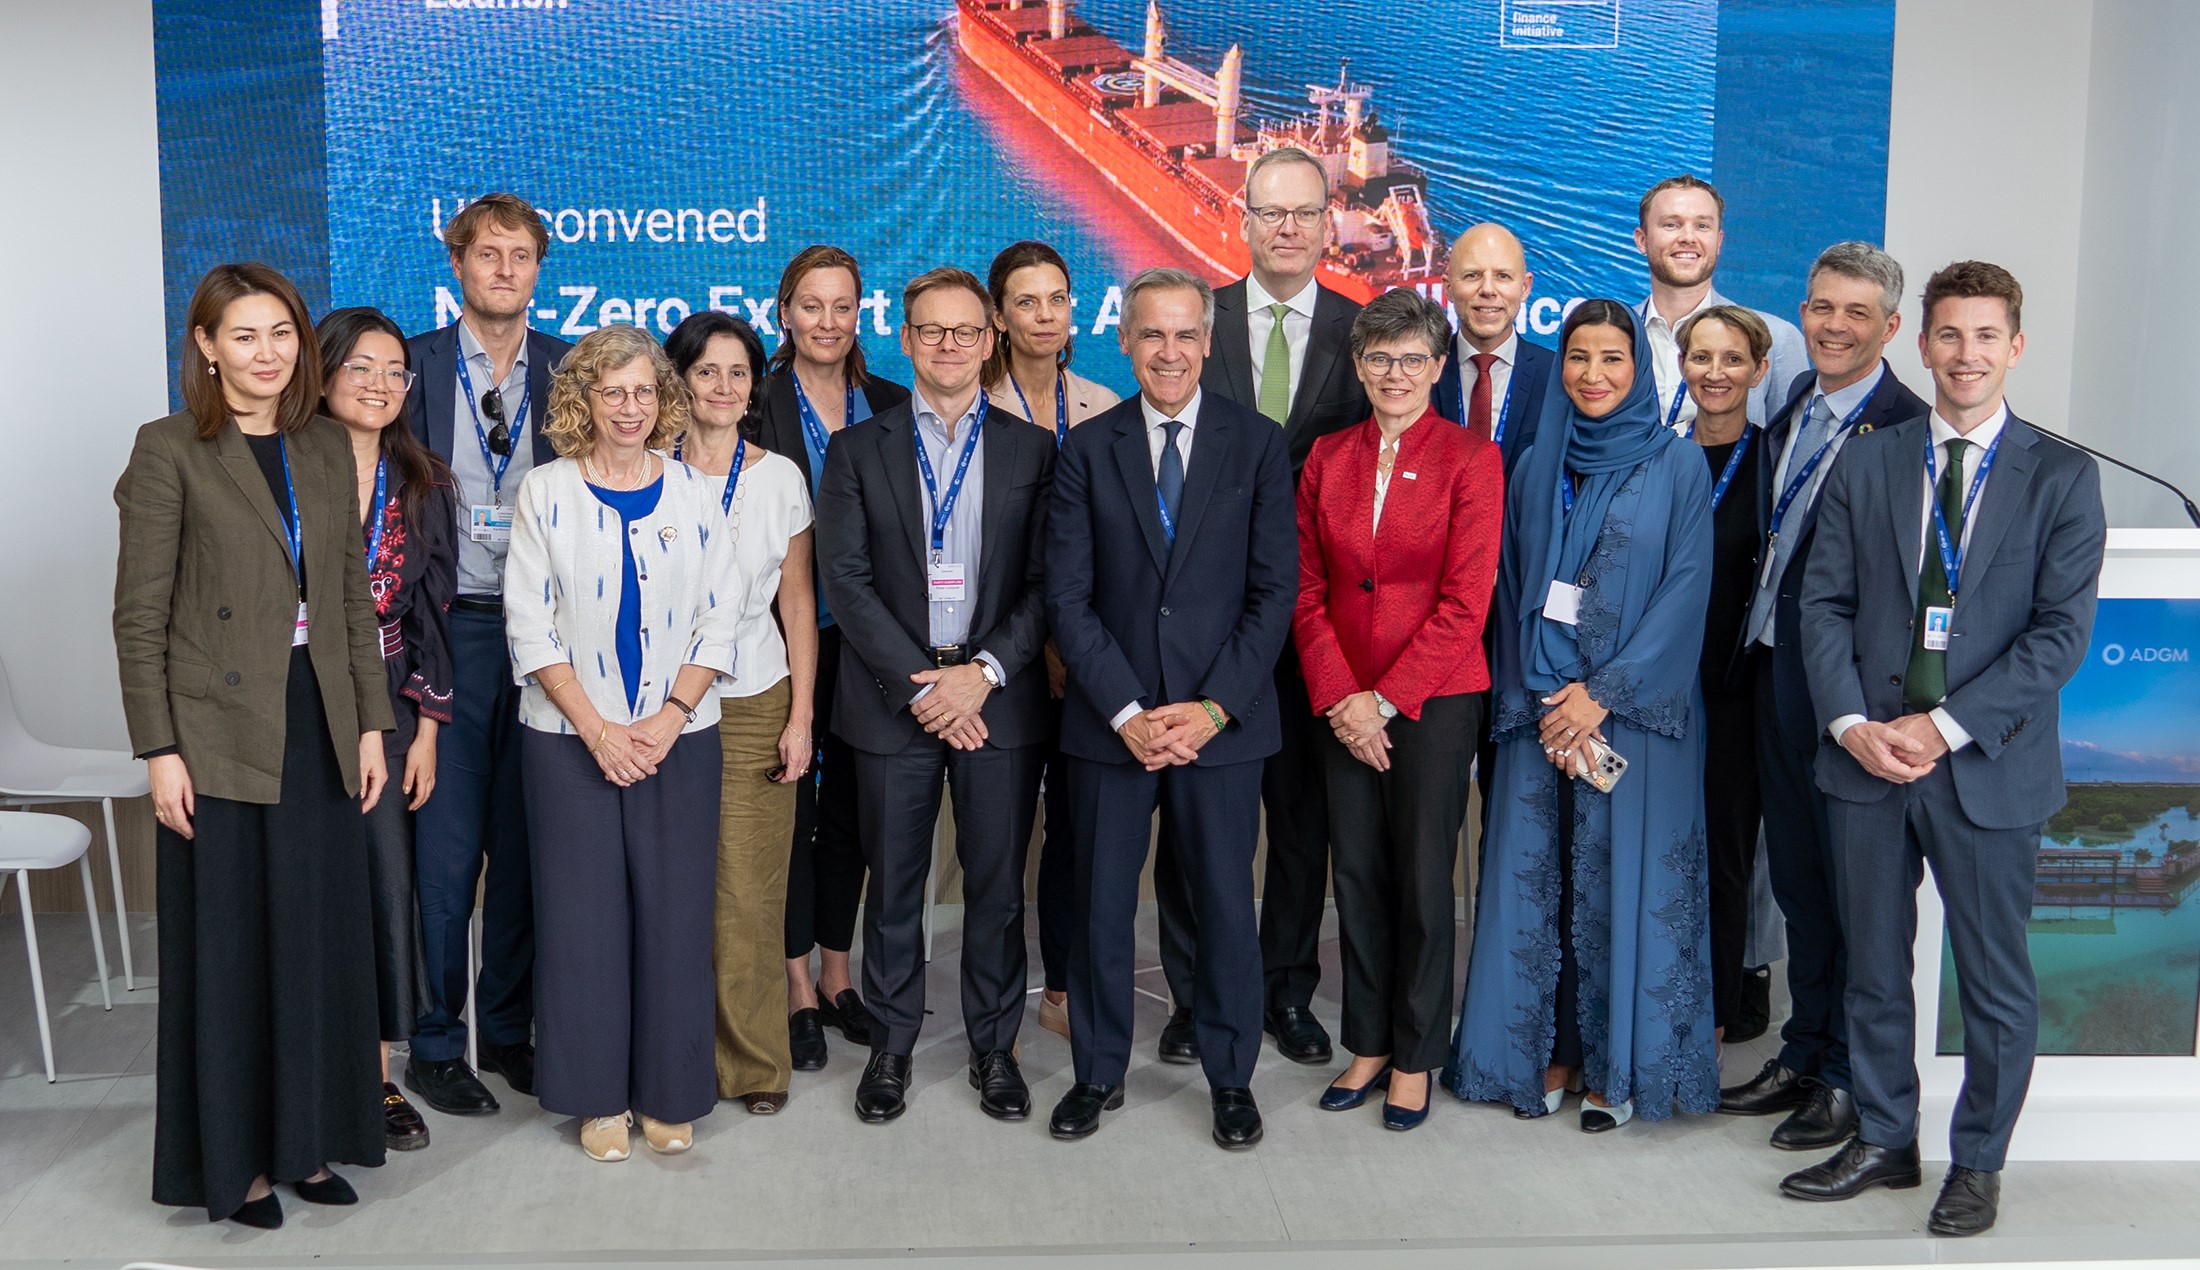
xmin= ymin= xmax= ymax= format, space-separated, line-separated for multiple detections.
xmin=1211 ymin=1086 xmax=1264 ymax=1150
xmin=789 ymin=1008 xmax=828 ymax=1071
xmin=1049 ymin=1083 xmax=1123 ymax=1139
xmin=291 ymin=1172 xmax=358 ymax=1206
xmin=818 ymin=990 xmax=876 ymax=1046
xmin=854 ymin=1051 xmax=910 ymax=1123
xmin=1928 ymin=1166 xmax=2001 ymax=1237
xmin=403 ymin=1056 xmax=499 ymax=1116
xmin=1719 ymin=1058 xmax=1808 ymax=1116
xmin=1727 ymin=965 xmax=1772 ymax=1043
xmin=1779 ymin=1138 xmax=1923 ymax=1201
xmin=382 ymin=1082 xmax=430 ymax=1150
xmin=1158 ymin=1006 xmax=1200 ymax=1064
xmin=227 ymin=1193 xmax=283 ymax=1229
xmin=1263 ymin=1006 xmax=1333 ymax=1065
xmin=476 ymin=1040 xmax=536 ymax=1096
xmin=969 ymin=1049 xmax=1031 ymax=1121
xmin=1771 ymin=1080 xmax=1858 ymax=1151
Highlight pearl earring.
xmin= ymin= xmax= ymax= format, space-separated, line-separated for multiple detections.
xmin=206 ymin=363 xmax=217 ymax=376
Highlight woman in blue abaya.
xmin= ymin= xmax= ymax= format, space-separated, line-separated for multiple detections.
xmin=1445 ymin=299 xmax=1718 ymax=1131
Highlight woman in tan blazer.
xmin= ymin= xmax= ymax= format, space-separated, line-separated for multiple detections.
xmin=114 ymin=264 xmax=395 ymax=1230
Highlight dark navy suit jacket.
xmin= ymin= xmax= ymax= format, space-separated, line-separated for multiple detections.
xmin=1430 ymin=334 xmax=1553 ymax=478
xmin=404 ymin=324 xmax=572 ymax=471
xmin=1202 ymin=280 xmax=1368 ymax=476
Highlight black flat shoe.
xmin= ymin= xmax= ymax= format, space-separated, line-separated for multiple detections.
xmin=1727 ymin=965 xmax=1772 ymax=1043
xmin=227 ymin=1193 xmax=283 ymax=1229
xmin=969 ymin=1049 xmax=1031 ymax=1121
xmin=1771 ymin=1080 xmax=1858 ymax=1151
xmin=382 ymin=1082 xmax=430 ymax=1150
xmin=1158 ymin=1006 xmax=1200 ymax=1064
xmin=1928 ymin=1166 xmax=2000 ymax=1237
xmin=789 ymin=1008 xmax=828 ymax=1070
xmin=1780 ymin=1138 xmax=1923 ymax=1201
xmin=1263 ymin=1005 xmax=1333 ymax=1065
xmin=1319 ymin=1065 xmax=1391 ymax=1111
xmin=404 ymin=1056 xmax=499 ymax=1116
xmin=854 ymin=1051 xmax=910 ymax=1123
xmin=818 ymin=990 xmax=876 ymax=1046
xmin=291 ymin=1172 xmax=357 ymax=1205
xmin=1211 ymin=1086 xmax=1264 ymax=1150
xmin=476 ymin=1041 xmax=536 ymax=1096
xmin=1049 ymin=1083 xmax=1123 ymax=1139
xmin=1719 ymin=1058 xmax=1808 ymax=1116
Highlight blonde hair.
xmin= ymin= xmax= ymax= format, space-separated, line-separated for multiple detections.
xmin=544 ymin=325 xmax=691 ymax=458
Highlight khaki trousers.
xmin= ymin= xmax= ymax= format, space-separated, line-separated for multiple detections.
xmin=713 ymin=678 xmax=796 ymax=1098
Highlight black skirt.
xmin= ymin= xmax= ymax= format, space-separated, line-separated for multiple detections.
xmin=153 ymin=648 xmax=386 ymax=1222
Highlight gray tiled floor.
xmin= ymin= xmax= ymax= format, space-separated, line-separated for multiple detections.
xmin=3 ymin=908 xmax=2197 ymax=1268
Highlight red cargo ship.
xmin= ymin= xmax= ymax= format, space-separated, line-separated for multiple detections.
xmin=953 ymin=0 xmax=1446 ymax=304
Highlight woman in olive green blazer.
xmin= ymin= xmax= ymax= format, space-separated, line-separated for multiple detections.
xmin=114 ymin=264 xmax=395 ymax=1230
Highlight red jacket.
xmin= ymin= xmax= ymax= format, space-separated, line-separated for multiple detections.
xmin=1293 ymin=408 xmax=1504 ymax=719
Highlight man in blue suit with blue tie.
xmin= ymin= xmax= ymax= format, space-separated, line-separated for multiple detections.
xmin=1430 ymin=222 xmax=1551 ymax=472
xmin=1783 ymin=261 xmax=2105 ymax=1237
xmin=1044 ymin=268 xmax=1297 ymax=1151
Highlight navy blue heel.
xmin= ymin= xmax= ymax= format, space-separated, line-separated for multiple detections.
xmin=1318 ymin=1065 xmax=1392 ymax=1111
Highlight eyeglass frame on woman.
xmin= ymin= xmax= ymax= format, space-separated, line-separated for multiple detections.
xmin=340 ymin=360 xmax=419 ymax=392
xmin=909 ymin=322 xmax=988 ymax=348
xmin=589 ymin=383 xmax=660 ymax=408
xmin=1358 ymin=351 xmax=1436 ymax=376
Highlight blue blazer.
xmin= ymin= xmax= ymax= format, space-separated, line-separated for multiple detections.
xmin=1799 ymin=409 xmax=2105 ymax=829
xmin=1431 ymin=336 xmax=1553 ymax=478
xmin=1043 ymin=392 xmax=1298 ymax=767
xmin=404 ymin=324 xmax=573 ymax=468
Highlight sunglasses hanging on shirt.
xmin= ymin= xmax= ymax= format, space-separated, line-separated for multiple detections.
xmin=482 ymin=388 xmax=511 ymax=456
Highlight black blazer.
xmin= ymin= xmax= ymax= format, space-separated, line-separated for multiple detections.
xmin=404 ymin=324 xmax=573 ymax=470
xmin=1202 ymin=279 xmax=1370 ymax=476
xmin=1751 ymin=361 xmax=1928 ymax=745
xmin=1043 ymin=393 xmax=1298 ymax=767
xmin=1431 ymin=335 xmax=1554 ymax=478
xmin=757 ymin=364 xmax=913 ymax=492
xmin=815 ymin=399 xmax=1055 ymax=754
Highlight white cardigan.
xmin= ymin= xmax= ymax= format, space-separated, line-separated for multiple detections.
xmin=504 ymin=455 xmax=744 ymax=735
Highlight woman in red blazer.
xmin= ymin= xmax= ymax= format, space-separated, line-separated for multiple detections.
xmin=1294 ymin=289 xmax=1504 ymax=1130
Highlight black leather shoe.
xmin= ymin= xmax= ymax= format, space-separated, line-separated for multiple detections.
xmin=1211 ymin=1087 xmax=1264 ymax=1150
xmin=1719 ymin=1058 xmax=1808 ymax=1116
xmin=969 ymin=1050 xmax=1031 ymax=1121
xmin=291 ymin=1172 xmax=358 ymax=1205
xmin=789 ymin=1008 xmax=828 ymax=1071
xmin=1779 ymin=1138 xmax=1923 ymax=1201
xmin=382 ymin=1082 xmax=430 ymax=1150
xmin=476 ymin=1040 xmax=535 ymax=1096
xmin=1050 ymin=1083 xmax=1124 ymax=1139
xmin=854 ymin=1051 xmax=910 ymax=1123
xmin=1158 ymin=1006 xmax=1200 ymax=1064
xmin=1771 ymin=1080 xmax=1858 ymax=1151
xmin=1727 ymin=965 xmax=1772 ymax=1043
xmin=1264 ymin=1006 xmax=1333 ymax=1065
xmin=227 ymin=1193 xmax=283 ymax=1229
xmin=818 ymin=990 xmax=876 ymax=1046
xmin=404 ymin=1056 xmax=499 ymax=1116
xmin=1928 ymin=1166 xmax=2001 ymax=1237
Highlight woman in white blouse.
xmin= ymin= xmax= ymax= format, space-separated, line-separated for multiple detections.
xmin=505 ymin=324 xmax=744 ymax=1164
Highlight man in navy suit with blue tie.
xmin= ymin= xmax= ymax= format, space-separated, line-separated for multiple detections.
xmin=1045 ymin=268 xmax=1297 ymax=1151
xmin=1430 ymin=222 xmax=1551 ymax=473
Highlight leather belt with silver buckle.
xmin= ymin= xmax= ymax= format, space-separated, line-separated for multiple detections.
xmin=927 ymin=644 xmax=969 ymax=667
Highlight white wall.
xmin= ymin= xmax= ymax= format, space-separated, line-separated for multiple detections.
xmin=0 ymin=0 xmax=167 ymax=749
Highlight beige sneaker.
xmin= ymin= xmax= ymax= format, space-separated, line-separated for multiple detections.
xmin=581 ymin=1113 xmax=632 ymax=1162
xmin=1038 ymin=991 xmax=1071 ymax=1041
xmin=636 ymin=1113 xmax=692 ymax=1154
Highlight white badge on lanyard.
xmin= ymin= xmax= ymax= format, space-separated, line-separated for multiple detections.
xmin=928 ymin=560 xmax=968 ymax=602
xmin=1543 ymin=580 xmax=1584 ymax=627
xmin=293 ymin=601 xmax=310 ymax=647
xmin=470 ymin=503 xmax=514 ymax=543
xmin=1921 ymin=605 xmax=1953 ymax=651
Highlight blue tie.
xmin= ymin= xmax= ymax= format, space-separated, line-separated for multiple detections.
xmin=1156 ymin=420 xmax=1184 ymax=547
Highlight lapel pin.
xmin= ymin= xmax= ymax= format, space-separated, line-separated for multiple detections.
xmin=659 ymin=526 xmax=678 ymax=543
xmin=1857 ymin=423 xmax=1874 ymax=434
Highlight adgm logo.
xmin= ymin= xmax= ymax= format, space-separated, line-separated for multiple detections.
xmin=2101 ymin=643 xmax=2190 ymax=666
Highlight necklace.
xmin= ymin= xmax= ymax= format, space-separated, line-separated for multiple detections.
xmin=584 ymin=450 xmax=652 ymax=490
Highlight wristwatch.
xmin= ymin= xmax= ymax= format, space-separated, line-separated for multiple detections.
xmin=1372 ymin=691 xmax=1398 ymax=720
xmin=976 ymin=659 xmax=1003 ymax=689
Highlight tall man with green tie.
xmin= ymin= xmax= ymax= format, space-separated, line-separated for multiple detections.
xmin=1164 ymin=147 xmax=1367 ymax=1067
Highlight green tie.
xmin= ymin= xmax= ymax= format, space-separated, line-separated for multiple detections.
xmin=1258 ymin=302 xmax=1293 ymax=424
xmin=1904 ymin=437 xmax=1969 ymax=709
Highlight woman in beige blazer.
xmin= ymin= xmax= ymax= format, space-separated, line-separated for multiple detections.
xmin=114 ymin=264 xmax=395 ymax=1230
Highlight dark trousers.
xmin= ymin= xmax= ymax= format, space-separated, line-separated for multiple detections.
xmin=1551 ymin=775 xmax=1583 ymax=1070
xmin=1703 ymin=686 xmax=1763 ymax=1029
xmin=1070 ymin=756 xmax=1264 ymax=1089
xmin=788 ymin=623 xmax=866 ymax=959
xmin=1035 ymin=698 xmax=1076 ymax=992
xmin=1755 ymin=650 xmax=1851 ymax=1089
xmin=522 ymin=726 xmax=720 ymax=1124
xmin=411 ymin=604 xmax=534 ymax=1061
xmin=1155 ymin=650 xmax=1328 ymax=1012
xmin=854 ymin=737 xmax=1041 ymax=1057
xmin=1828 ymin=763 xmax=2039 ymax=1170
xmin=1327 ymin=693 xmax=1478 ymax=1073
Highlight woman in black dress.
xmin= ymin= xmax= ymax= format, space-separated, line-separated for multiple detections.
xmin=318 ymin=307 xmax=458 ymax=1150
xmin=115 ymin=264 xmax=391 ymax=1228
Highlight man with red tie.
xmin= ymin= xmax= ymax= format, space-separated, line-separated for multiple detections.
xmin=1431 ymin=223 xmax=1553 ymax=476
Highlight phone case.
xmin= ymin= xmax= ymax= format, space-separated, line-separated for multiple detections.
xmin=1574 ymin=734 xmax=1629 ymax=792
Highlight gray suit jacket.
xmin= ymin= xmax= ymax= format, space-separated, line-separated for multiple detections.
xmin=1798 ymin=408 xmax=2105 ymax=829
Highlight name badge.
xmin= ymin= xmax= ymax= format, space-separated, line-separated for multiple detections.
xmin=1543 ymin=580 xmax=1584 ymax=627
xmin=293 ymin=601 xmax=310 ymax=647
xmin=928 ymin=561 xmax=968 ymax=602
xmin=469 ymin=503 xmax=514 ymax=543
xmin=1922 ymin=605 xmax=1953 ymax=651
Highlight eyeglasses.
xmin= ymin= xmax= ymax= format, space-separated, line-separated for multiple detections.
xmin=1247 ymin=205 xmax=1327 ymax=229
xmin=590 ymin=384 xmax=659 ymax=408
xmin=1359 ymin=352 xmax=1435 ymax=376
xmin=910 ymin=323 xmax=987 ymax=348
xmin=481 ymin=388 xmax=512 ymax=456
xmin=340 ymin=362 xmax=419 ymax=393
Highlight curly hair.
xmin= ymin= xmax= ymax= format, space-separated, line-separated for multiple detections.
xmin=543 ymin=325 xmax=691 ymax=459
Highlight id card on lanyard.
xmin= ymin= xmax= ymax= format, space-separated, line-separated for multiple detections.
xmin=915 ymin=394 xmax=986 ymax=601
xmin=278 ymin=436 xmax=309 ymax=646
xmin=458 ymin=352 xmax=527 ymax=542
xmin=1921 ymin=427 xmax=2002 ymax=648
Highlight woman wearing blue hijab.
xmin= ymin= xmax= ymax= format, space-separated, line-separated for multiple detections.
xmin=1445 ymin=299 xmax=1718 ymax=1131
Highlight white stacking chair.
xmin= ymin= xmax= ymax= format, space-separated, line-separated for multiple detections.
xmin=3 ymin=810 xmax=114 ymax=1082
xmin=0 ymin=655 xmax=148 ymax=990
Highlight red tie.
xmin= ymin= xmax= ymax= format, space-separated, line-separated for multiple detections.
xmin=1468 ymin=352 xmax=1498 ymax=441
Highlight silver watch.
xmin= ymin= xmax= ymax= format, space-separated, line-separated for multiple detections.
xmin=977 ymin=659 xmax=1002 ymax=688
xmin=1372 ymin=691 xmax=1398 ymax=720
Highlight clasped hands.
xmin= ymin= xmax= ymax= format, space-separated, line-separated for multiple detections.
xmin=1538 ymin=682 xmax=1609 ymax=775
xmin=1839 ymin=713 xmax=1950 ymax=784
xmin=1119 ymin=699 xmax=1226 ymax=772
xmin=593 ymin=709 xmax=683 ymax=787
xmin=910 ymin=662 xmax=993 ymax=751
xmin=1327 ymin=690 xmax=1391 ymax=772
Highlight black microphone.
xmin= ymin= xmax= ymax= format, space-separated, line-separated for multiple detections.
xmin=2028 ymin=424 xmax=2200 ymax=528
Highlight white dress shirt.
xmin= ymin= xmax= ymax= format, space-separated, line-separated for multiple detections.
xmin=908 ymin=387 xmax=1005 ymax=694
xmin=1753 ymin=362 xmax=1885 ymax=647
xmin=1246 ymin=274 xmax=1317 ymax=413
xmin=1641 ymin=292 xmax=1718 ymax=433
xmin=713 ymin=449 xmax=812 ymax=699
xmin=1108 ymin=390 xmax=1203 ymax=732
xmin=1455 ymin=329 xmax=1517 ymax=430
xmin=1827 ymin=401 xmax=2010 ymax=754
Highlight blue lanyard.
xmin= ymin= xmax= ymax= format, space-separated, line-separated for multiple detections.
xmin=1559 ymin=470 xmax=1576 ymax=515
xmin=1767 ymin=395 xmax=1872 ymax=544
xmin=363 ymin=455 xmax=388 ymax=569
xmin=455 ymin=351 xmax=527 ymax=503
xmin=1454 ymin=362 xmax=1515 ymax=442
xmin=1707 ymin=428 xmax=1752 ymax=511
xmin=794 ymin=372 xmax=856 ymax=459
xmin=671 ymin=435 xmax=747 ymax=514
xmin=1156 ymin=486 xmax=1177 ymax=543
xmin=276 ymin=436 xmax=304 ymax=593
xmin=914 ymin=393 xmax=986 ymax=562
xmin=1924 ymin=428 xmax=2001 ymax=601
xmin=1011 ymin=371 xmax=1069 ymax=449
xmin=1665 ymin=382 xmax=1688 ymax=430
